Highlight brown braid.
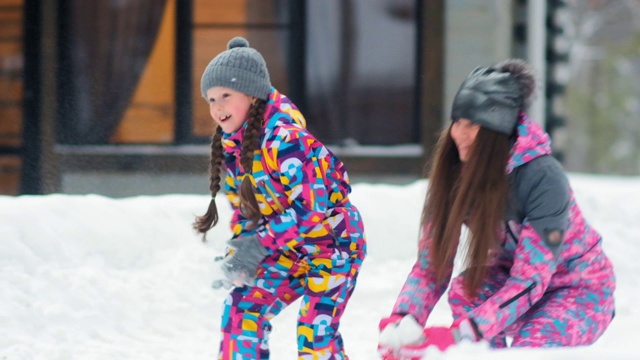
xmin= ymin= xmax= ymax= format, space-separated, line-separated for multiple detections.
xmin=239 ymin=99 xmax=266 ymax=225
xmin=193 ymin=126 xmax=224 ymax=237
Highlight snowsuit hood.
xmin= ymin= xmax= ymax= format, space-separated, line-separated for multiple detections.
xmin=221 ymin=87 xmax=306 ymax=159
xmin=506 ymin=113 xmax=552 ymax=173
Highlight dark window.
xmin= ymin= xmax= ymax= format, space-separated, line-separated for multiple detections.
xmin=306 ymin=0 xmax=418 ymax=145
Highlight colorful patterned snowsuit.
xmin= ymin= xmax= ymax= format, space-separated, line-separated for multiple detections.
xmin=218 ymin=88 xmax=366 ymax=359
xmin=393 ymin=115 xmax=615 ymax=347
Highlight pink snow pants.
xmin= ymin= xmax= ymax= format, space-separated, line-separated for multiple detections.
xmin=218 ymin=249 xmax=363 ymax=359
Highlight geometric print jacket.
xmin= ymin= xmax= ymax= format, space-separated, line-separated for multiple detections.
xmin=221 ymin=87 xmax=366 ymax=260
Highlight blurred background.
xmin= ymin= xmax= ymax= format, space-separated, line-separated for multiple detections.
xmin=1 ymin=0 xmax=639 ymax=197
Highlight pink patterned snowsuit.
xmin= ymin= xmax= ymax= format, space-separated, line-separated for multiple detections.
xmin=393 ymin=115 xmax=615 ymax=347
xmin=218 ymin=88 xmax=366 ymax=359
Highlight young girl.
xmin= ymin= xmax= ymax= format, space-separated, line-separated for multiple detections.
xmin=378 ymin=59 xmax=615 ymax=358
xmin=194 ymin=37 xmax=366 ymax=360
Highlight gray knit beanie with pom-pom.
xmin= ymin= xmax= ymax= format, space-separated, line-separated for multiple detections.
xmin=200 ymin=37 xmax=271 ymax=100
xmin=451 ymin=58 xmax=536 ymax=135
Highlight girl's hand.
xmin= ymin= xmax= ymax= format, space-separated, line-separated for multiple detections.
xmin=221 ymin=235 xmax=268 ymax=286
xmin=378 ymin=315 xmax=424 ymax=359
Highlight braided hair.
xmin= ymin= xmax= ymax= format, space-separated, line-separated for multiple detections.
xmin=193 ymin=99 xmax=267 ymax=238
xmin=238 ymin=99 xmax=266 ymax=226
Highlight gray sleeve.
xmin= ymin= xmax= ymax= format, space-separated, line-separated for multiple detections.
xmin=516 ymin=156 xmax=571 ymax=257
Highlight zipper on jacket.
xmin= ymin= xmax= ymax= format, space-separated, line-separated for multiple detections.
xmin=499 ymin=282 xmax=536 ymax=309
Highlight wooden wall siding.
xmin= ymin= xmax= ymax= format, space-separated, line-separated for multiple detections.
xmin=0 ymin=156 xmax=20 ymax=194
xmin=0 ymin=0 xmax=21 ymax=7
xmin=0 ymin=0 xmax=23 ymax=195
xmin=110 ymin=0 xmax=176 ymax=143
xmin=0 ymin=1 xmax=22 ymax=147
xmin=193 ymin=0 xmax=247 ymax=25
xmin=0 ymin=84 xmax=21 ymax=146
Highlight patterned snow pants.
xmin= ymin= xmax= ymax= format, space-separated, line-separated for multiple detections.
xmin=218 ymin=249 xmax=363 ymax=359
xmin=448 ymin=266 xmax=615 ymax=348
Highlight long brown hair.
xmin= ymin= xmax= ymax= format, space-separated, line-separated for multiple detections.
xmin=422 ymin=124 xmax=511 ymax=296
xmin=193 ymin=99 xmax=267 ymax=237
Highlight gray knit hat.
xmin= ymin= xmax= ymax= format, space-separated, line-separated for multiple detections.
xmin=200 ymin=37 xmax=271 ymax=100
xmin=451 ymin=63 xmax=531 ymax=135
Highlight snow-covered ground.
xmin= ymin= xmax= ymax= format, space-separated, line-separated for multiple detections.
xmin=1 ymin=174 xmax=639 ymax=359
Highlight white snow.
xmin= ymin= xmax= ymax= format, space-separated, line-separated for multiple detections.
xmin=1 ymin=174 xmax=639 ymax=359
xmin=379 ymin=314 xmax=425 ymax=349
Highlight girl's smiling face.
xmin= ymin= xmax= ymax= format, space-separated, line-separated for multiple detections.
xmin=206 ymin=87 xmax=254 ymax=133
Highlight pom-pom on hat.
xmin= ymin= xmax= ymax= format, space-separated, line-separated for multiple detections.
xmin=200 ymin=37 xmax=271 ymax=100
xmin=451 ymin=59 xmax=536 ymax=135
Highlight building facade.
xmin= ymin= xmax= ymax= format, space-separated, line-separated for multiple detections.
xmin=1 ymin=0 xmax=562 ymax=196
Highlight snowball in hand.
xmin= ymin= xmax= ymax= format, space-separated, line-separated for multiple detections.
xmin=379 ymin=314 xmax=425 ymax=349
